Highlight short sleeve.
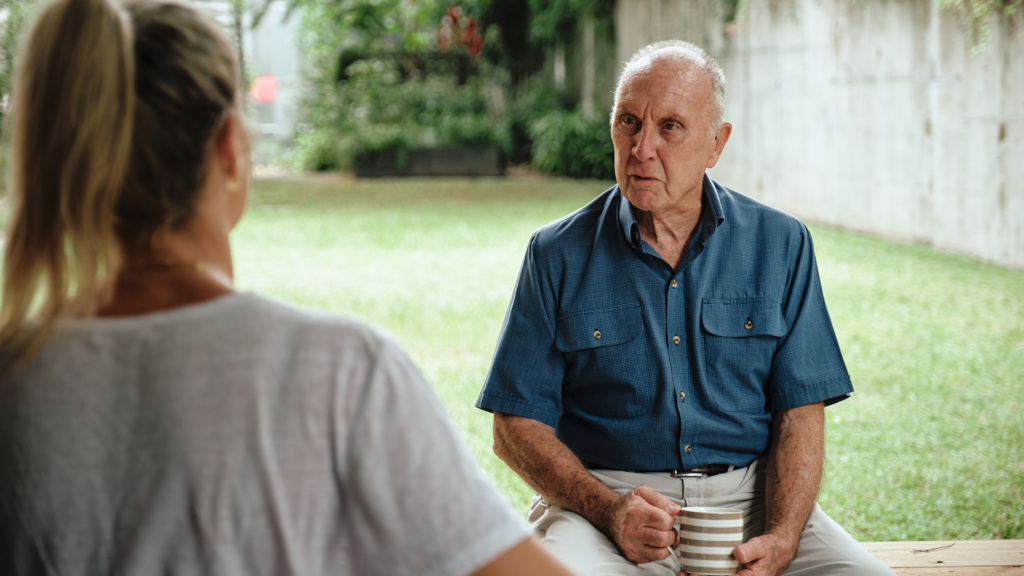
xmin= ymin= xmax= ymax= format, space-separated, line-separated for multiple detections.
xmin=767 ymin=224 xmax=853 ymax=410
xmin=338 ymin=338 xmax=529 ymax=576
xmin=475 ymin=234 xmax=565 ymax=427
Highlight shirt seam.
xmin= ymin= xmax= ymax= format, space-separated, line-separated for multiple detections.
xmin=476 ymin=391 xmax=562 ymax=427
xmin=769 ymin=374 xmax=853 ymax=411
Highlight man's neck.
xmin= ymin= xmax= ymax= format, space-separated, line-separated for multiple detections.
xmin=635 ymin=201 xmax=702 ymax=270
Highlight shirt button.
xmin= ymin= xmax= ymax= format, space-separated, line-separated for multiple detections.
xmin=684 ymin=444 xmax=692 ymax=454
xmin=671 ymin=279 xmax=678 ymax=288
xmin=593 ymin=330 xmax=602 ymax=340
xmin=679 ymin=391 xmax=686 ymax=401
xmin=672 ymin=335 xmax=680 ymax=345
xmin=744 ymin=320 xmax=753 ymax=330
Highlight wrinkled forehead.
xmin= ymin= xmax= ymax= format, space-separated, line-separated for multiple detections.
xmin=614 ymin=54 xmax=714 ymax=114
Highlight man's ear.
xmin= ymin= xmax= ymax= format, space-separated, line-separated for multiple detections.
xmin=706 ymin=121 xmax=732 ymax=169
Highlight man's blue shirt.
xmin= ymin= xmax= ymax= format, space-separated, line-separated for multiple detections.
xmin=475 ymin=177 xmax=853 ymax=471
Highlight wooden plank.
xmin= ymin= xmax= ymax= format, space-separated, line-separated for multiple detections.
xmin=887 ymin=568 xmax=1023 ymax=576
xmin=861 ymin=540 xmax=1024 ymax=569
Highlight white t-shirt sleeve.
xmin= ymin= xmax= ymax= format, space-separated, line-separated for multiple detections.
xmin=337 ymin=336 xmax=529 ymax=576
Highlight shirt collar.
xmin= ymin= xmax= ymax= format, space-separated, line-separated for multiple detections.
xmin=618 ymin=174 xmax=726 ymax=252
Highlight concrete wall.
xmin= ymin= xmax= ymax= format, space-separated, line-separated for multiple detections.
xmin=616 ymin=0 xmax=727 ymax=68
xmin=615 ymin=0 xmax=1024 ymax=269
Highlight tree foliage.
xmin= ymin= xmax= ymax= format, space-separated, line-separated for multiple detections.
xmin=0 ymin=0 xmax=35 ymax=183
xmin=1 ymin=0 xmax=35 ymax=115
xmin=526 ymin=0 xmax=613 ymax=44
xmin=288 ymin=0 xmax=508 ymax=171
xmin=284 ymin=0 xmax=626 ymax=174
xmin=939 ymin=0 xmax=1024 ymax=48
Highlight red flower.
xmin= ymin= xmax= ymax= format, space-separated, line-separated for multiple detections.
xmin=438 ymin=5 xmax=484 ymax=58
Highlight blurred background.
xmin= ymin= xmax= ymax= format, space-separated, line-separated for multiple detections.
xmin=2 ymin=0 xmax=1021 ymax=267
xmin=1 ymin=0 xmax=1021 ymax=542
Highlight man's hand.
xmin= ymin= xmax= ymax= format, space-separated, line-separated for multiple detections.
xmin=492 ymin=414 xmax=683 ymax=566
xmin=676 ymin=532 xmax=797 ymax=576
xmin=730 ymin=533 xmax=799 ymax=576
xmin=605 ymin=485 xmax=681 ymax=564
xmin=679 ymin=402 xmax=824 ymax=576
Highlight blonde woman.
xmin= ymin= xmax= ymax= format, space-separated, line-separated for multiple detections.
xmin=0 ymin=0 xmax=573 ymax=574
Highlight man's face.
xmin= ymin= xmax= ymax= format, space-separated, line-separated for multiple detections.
xmin=611 ymin=56 xmax=730 ymax=217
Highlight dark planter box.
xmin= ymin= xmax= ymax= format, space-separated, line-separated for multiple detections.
xmin=354 ymin=146 xmax=506 ymax=178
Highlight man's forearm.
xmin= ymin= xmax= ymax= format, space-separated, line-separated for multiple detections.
xmin=492 ymin=412 xmax=622 ymax=535
xmin=493 ymin=412 xmax=683 ymax=565
xmin=764 ymin=401 xmax=825 ymax=555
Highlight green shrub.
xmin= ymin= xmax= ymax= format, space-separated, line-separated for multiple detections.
xmin=288 ymin=130 xmax=351 ymax=173
xmin=528 ymin=109 xmax=614 ymax=180
xmin=504 ymin=81 xmax=568 ymax=164
xmin=437 ymin=112 xmax=507 ymax=148
xmin=293 ymin=54 xmax=508 ymax=171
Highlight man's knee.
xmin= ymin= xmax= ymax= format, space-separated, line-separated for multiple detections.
xmin=533 ymin=503 xmax=677 ymax=576
xmin=785 ymin=506 xmax=896 ymax=576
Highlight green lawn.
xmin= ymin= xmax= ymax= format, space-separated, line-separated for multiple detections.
xmin=234 ymin=175 xmax=1024 ymax=542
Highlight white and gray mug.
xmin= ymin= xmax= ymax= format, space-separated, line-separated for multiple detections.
xmin=673 ymin=506 xmax=744 ymax=575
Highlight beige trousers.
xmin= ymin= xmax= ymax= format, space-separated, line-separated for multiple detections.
xmin=529 ymin=459 xmax=895 ymax=576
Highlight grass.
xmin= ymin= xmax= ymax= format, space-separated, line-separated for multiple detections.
xmin=233 ymin=174 xmax=1024 ymax=542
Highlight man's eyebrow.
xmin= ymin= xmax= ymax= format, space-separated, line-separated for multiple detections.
xmin=612 ymin=104 xmax=686 ymax=126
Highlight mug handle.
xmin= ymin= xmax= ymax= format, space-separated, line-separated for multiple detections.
xmin=670 ymin=513 xmax=683 ymax=558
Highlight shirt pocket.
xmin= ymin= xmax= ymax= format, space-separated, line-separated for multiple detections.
xmin=555 ymin=302 xmax=648 ymax=419
xmin=701 ymin=298 xmax=787 ymax=411
xmin=556 ymin=302 xmax=643 ymax=351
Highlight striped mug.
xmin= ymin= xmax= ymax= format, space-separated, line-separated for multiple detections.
xmin=674 ymin=506 xmax=744 ymax=575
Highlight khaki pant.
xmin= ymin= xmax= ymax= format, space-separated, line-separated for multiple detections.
xmin=529 ymin=459 xmax=895 ymax=576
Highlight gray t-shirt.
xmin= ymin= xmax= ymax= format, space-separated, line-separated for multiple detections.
xmin=0 ymin=293 xmax=527 ymax=575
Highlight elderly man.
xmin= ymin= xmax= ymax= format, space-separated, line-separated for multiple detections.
xmin=475 ymin=40 xmax=895 ymax=576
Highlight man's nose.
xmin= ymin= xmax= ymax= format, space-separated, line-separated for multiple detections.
xmin=632 ymin=124 xmax=657 ymax=160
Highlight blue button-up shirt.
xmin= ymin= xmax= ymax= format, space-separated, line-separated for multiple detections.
xmin=476 ymin=177 xmax=853 ymax=471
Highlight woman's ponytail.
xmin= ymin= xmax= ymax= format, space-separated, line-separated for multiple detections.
xmin=0 ymin=0 xmax=135 ymax=369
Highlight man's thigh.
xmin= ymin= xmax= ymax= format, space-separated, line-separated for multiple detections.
xmin=529 ymin=463 xmax=895 ymax=576
xmin=529 ymin=494 xmax=679 ymax=576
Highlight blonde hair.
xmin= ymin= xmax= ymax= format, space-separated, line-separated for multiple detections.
xmin=0 ymin=0 xmax=240 ymax=371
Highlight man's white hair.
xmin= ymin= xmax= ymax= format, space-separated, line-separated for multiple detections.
xmin=612 ymin=40 xmax=727 ymax=137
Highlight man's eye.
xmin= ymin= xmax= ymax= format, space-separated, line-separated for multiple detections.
xmin=664 ymin=122 xmax=679 ymax=130
xmin=622 ymin=116 xmax=637 ymax=126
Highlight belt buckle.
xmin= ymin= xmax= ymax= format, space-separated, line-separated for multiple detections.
xmin=670 ymin=469 xmax=707 ymax=478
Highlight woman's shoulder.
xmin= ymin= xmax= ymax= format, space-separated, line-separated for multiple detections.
xmin=216 ymin=292 xmax=397 ymax=353
xmin=52 ymin=292 xmax=401 ymax=366
xmin=230 ymin=292 xmax=370 ymax=327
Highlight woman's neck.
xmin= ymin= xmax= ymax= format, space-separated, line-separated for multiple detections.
xmin=96 ymin=225 xmax=236 ymax=318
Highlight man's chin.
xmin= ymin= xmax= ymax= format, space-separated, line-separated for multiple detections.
xmin=622 ymin=188 xmax=666 ymax=214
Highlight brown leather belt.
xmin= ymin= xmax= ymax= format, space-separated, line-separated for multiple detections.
xmin=591 ymin=464 xmax=737 ymax=477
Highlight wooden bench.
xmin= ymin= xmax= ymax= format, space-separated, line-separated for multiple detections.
xmin=862 ymin=541 xmax=1024 ymax=575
